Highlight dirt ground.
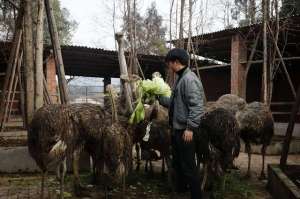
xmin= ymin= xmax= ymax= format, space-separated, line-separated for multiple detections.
xmin=0 ymin=152 xmax=299 ymax=199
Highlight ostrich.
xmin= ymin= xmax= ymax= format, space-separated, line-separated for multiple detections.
xmin=139 ymin=119 xmax=172 ymax=175
xmin=215 ymin=94 xmax=247 ymax=115
xmin=103 ymin=92 xmax=171 ymax=174
xmin=236 ymin=102 xmax=274 ymax=179
xmin=85 ymin=85 xmax=132 ymax=189
xmin=138 ymin=100 xmax=171 ymax=175
xmin=215 ymin=94 xmax=274 ymax=179
xmin=28 ymin=103 xmax=107 ymax=199
xmin=197 ymin=107 xmax=240 ymax=190
xmin=29 ymin=83 xmax=131 ymax=198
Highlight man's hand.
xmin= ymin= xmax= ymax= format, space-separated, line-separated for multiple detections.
xmin=182 ymin=129 xmax=193 ymax=142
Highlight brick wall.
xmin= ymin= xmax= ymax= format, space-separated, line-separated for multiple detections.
xmin=46 ymin=55 xmax=59 ymax=103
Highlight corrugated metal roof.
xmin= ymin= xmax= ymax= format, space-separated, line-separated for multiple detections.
xmin=172 ymin=15 xmax=300 ymax=43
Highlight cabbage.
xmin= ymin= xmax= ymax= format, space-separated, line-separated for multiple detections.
xmin=129 ymin=99 xmax=145 ymax=124
xmin=129 ymin=76 xmax=171 ymax=124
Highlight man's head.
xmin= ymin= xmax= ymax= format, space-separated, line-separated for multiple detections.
xmin=165 ymin=48 xmax=189 ymax=72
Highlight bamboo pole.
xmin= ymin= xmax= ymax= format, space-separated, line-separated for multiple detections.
xmin=35 ymin=0 xmax=45 ymax=109
xmin=7 ymin=51 xmax=23 ymax=125
xmin=280 ymin=83 xmax=300 ymax=167
xmin=43 ymin=77 xmax=53 ymax=105
xmin=267 ymin=24 xmax=297 ymax=99
xmin=7 ymin=73 xmax=19 ymax=122
xmin=115 ymin=33 xmax=133 ymax=113
xmin=44 ymin=0 xmax=69 ymax=104
xmin=0 ymin=5 xmax=23 ymax=130
xmin=0 ymin=34 xmax=22 ymax=131
xmin=0 ymin=32 xmax=22 ymax=130
xmin=18 ymin=63 xmax=26 ymax=128
xmin=245 ymin=31 xmax=261 ymax=76
xmin=240 ymin=56 xmax=300 ymax=64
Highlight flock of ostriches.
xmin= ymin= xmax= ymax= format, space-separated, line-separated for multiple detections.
xmin=27 ymin=84 xmax=274 ymax=198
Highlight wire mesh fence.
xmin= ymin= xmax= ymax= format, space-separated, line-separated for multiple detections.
xmin=68 ymin=84 xmax=120 ymax=105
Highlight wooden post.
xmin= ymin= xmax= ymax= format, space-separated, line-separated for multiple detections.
xmin=35 ymin=0 xmax=45 ymax=109
xmin=44 ymin=0 xmax=69 ymax=104
xmin=231 ymin=34 xmax=247 ymax=98
xmin=115 ymin=32 xmax=133 ymax=113
xmin=103 ymin=77 xmax=111 ymax=93
xmin=280 ymin=83 xmax=300 ymax=167
xmin=24 ymin=0 xmax=35 ymax=123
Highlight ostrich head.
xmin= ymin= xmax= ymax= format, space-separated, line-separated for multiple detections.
xmin=152 ymin=71 xmax=162 ymax=79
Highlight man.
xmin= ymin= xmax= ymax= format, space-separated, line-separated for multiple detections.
xmin=159 ymin=48 xmax=204 ymax=199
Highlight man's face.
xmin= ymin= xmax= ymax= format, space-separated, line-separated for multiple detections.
xmin=166 ymin=60 xmax=177 ymax=72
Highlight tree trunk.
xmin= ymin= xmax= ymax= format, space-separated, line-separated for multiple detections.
xmin=132 ymin=0 xmax=138 ymax=75
xmin=169 ymin=0 xmax=175 ymax=49
xmin=44 ymin=0 xmax=69 ymax=104
xmin=187 ymin=0 xmax=193 ymax=64
xmin=35 ymin=0 xmax=44 ymax=109
xmin=179 ymin=0 xmax=185 ymax=48
xmin=175 ymin=0 xmax=179 ymax=38
xmin=24 ymin=0 xmax=35 ymax=123
xmin=262 ymin=0 xmax=269 ymax=104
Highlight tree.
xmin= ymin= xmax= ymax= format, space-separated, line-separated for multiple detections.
xmin=44 ymin=0 xmax=77 ymax=45
xmin=0 ymin=0 xmax=77 ymax=44
xmin=280 ymin=0 xmax=300 ymax=17
xmin=231 ymin=0 xmax=257 ymax=26
xmin=143 ymin=2 xmax=167 ymax=55
xmin=122 ymin=2 xmax=167 ymax=55
xmin=0 ymin=1 xmax=17 ymax=40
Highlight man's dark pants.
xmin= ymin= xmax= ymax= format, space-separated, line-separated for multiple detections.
xmin=172 ymin=129 xmax=202 ymax=199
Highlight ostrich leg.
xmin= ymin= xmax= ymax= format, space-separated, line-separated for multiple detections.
xmin=121 ymin=167 xmax=126 ymax=199
xmin=245 ymin=143 xmax=252 ymax=178
xmin=201 ymin=163 xmax=208 ymax=191
xmin=73 ymin=151 xmax=82 ymax=188
xmin=40 ymin=171 xmax=47 ymax=199
xmin=165 ymin=156 xmax=173 ymax=192
xmin=161 ymin=156 xmax=166 ymax=175
xmin=150 ymin=160 xmax=153 ymax=174
xmin=57 ymin=159 xmax=67 ymax=199
xmin=135 ymin=143 xmax=141 ymax=171
xmin=259 ymin=145 xmax=267 ymax=180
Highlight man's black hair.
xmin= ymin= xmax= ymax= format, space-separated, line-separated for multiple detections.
xmin=165 ymin=48 xmax=189 ymax=66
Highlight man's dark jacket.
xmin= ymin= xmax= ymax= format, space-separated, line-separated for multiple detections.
xmin=159 ymin=67 xmax=205 ymax=131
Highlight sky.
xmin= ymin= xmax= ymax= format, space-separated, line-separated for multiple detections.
xmin=60 ymin=0 xmax=170 ymax=49
xmin=59 ymin=0 xmax=236 ymax=86
xmin=59 ymin=0 xmax=230 ymax=50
